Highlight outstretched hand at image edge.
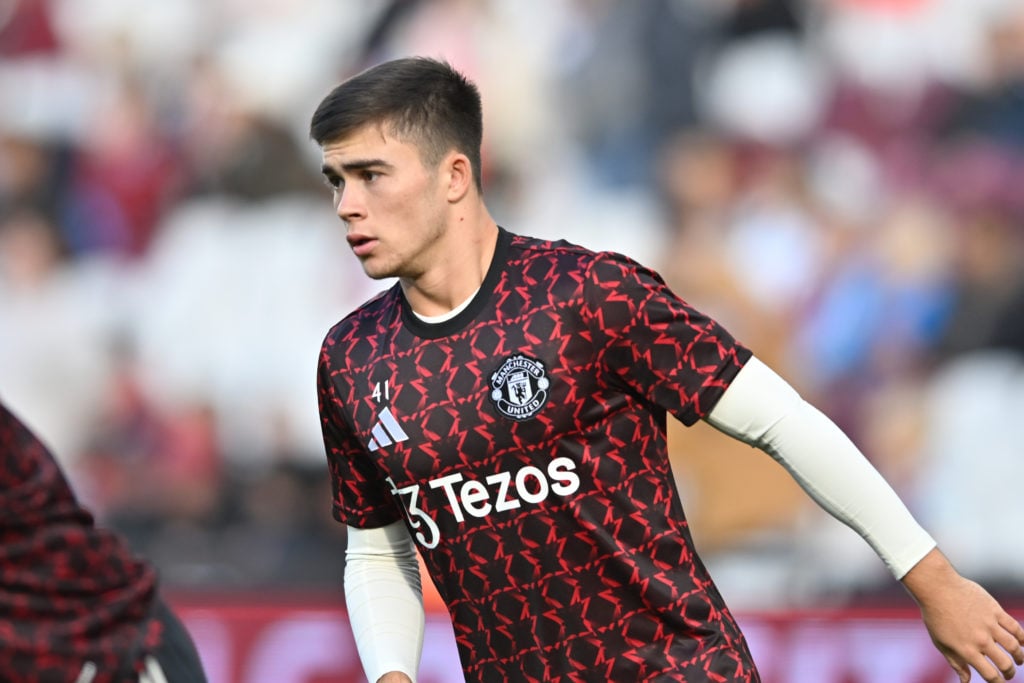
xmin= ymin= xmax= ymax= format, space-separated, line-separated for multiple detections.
xmin=903 ymin=549 xmax=1024 ymax=682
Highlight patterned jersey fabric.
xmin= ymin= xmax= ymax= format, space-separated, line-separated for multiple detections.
xmin=0 ymin=401 xmax=160 ymax=683
xmin=319 ymin=228 xmax=759 ymax=682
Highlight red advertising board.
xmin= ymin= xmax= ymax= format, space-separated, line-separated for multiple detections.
xmin=171 ymin=594 xmax=1019 ymax=683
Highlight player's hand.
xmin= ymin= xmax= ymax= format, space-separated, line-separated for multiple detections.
xmin=376 ymin=672 xmax=414 ymax=683
xmin=922 ymin=579 xmax=1024 ymax=682
xmin=903 ymin=549 xmax=1024 ymax=682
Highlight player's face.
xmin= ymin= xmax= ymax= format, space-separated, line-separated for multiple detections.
xmin=320 ymin=124 xmax=449 ymax=281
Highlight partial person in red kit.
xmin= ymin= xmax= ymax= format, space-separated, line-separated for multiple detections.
xmin=0 ymin=398 xmax=208 ymax=683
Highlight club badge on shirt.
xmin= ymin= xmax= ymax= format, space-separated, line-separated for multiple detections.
xmin=489 ymin=354 xmax=549 ymax=421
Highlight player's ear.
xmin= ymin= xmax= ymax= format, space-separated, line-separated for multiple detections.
xmin=444 ymin=151 xmax=472 ymax=203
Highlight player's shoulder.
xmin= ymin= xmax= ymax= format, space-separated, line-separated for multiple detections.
xmin=506 ymin=230 xmax=626 ymax=272
xmin=508 ymin=231 xmax=650 ymax=281
xmin=509 ymin=231 xmax=593 ymax=260
xmin=321 ymin=284 xmax=401 ymax=349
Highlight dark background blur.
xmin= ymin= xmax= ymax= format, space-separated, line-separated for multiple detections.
xmin=3 ymin=0 xmax=1024 ymax=618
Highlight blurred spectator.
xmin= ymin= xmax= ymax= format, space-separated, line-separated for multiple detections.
xmin=175 ymin=56 xmax=324 ymax=201
xmin=935 ymin=204 xmax=1024 ymax=359
xmin=699 ymin=0 xmax=826 ymax=148
xmin=934 ymin=2 xmax=1024 ymax=151
xmin=63 ymin=77 xmax=186 ymax=257
xmin=795 ymin=195 xmax=958 ymax=432
xmin=558 ymin=0 xmax=721 ymax=188
xmin=0 ymin=133 xmax=70 ymax=222
xmin=0 ymin=205 xmax=118 ymax=464
xmin=0 ymin=0 xmax=59 ymax=56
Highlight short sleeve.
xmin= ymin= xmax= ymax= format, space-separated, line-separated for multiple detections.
xmin=317 ymin=348 xmax=404 ymax=528
xmin=582 ymin=252 xmax=752 ymax=426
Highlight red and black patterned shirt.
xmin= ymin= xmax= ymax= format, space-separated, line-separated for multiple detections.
xmin=319 ymin=228 xmax=759 ymax=682
xmin=0 ymin=401 xmax=160 ymax=683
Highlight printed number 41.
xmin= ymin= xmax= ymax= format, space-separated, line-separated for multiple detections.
xmin=372 ymin=380 xmax=390 ymax=403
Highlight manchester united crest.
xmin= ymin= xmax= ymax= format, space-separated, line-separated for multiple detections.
xmin=489 ymin=354 xmax=550 ymax=421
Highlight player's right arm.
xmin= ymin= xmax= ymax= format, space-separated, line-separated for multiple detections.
xmin=317 ymin=349 xmax=424 ymax=682
xmin=345 ymin=521 xmax=424 ymax=683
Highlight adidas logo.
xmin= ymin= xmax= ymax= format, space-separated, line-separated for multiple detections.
xmin=367 ymin=407 xmax=410 ymax=451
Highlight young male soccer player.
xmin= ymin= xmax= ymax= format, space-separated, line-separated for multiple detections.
xmin=311 ymin=56 xmax=1024 ymax=682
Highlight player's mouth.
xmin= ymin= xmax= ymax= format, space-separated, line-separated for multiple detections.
xmin=347 ymin=233 xmax=378 ymax=257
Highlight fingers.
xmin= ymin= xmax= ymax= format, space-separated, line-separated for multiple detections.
xmin=969 ymin=630 xmax=1024 ymax=683
xmin=995 ymin=612 xmax=1024 ymax=676
xmin=946 ymin=648 xmax=977 ymax=683
xmin=951 ymin=628 xmax=1024 ymax=683
xmin=968 ymin=654 xmax=1000 ymax=683
xmin=948 ymin=655 xmax=972 ymax=683
xmin=927 ymin=586 xmax=1023 ymax=683
xmin=999 ymin=612 xmax=1024 ymax=650
xmin=994 ymin=623 xmax=1024 ymax=668
xmin=983 ymin=641 xmax=1018 ymax=681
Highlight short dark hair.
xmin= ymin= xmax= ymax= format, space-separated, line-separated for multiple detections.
xmin=310 ymin=57 xmax=484 ymax=191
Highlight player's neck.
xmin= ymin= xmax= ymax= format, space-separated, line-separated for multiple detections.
xmin=411 ymin=286 xmax=481 ymax=323
xmin=401 ymin=215 xmax=499 ymax=317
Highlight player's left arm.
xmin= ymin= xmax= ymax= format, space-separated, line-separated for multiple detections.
xmin=704 ymin=355 xmax=1024 ymax=683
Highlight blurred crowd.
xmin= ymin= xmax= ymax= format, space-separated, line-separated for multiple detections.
xmin=2 ymin=0 xmax=1024 ymax=608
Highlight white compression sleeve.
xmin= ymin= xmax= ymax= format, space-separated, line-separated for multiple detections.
xmin=344 ymin=520 xmax=425 ymax=682
xmin=704 ymin=356 xmax=936 ymax=578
